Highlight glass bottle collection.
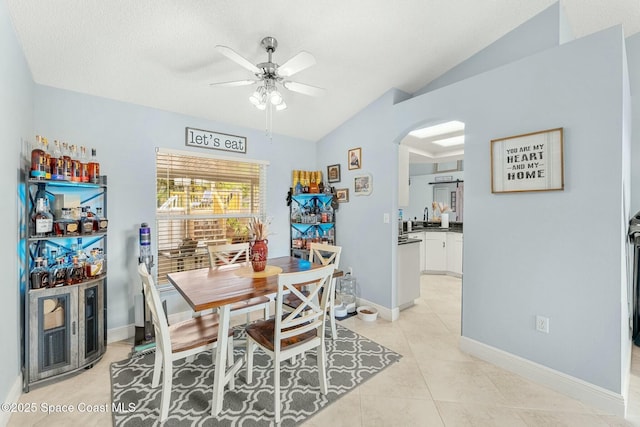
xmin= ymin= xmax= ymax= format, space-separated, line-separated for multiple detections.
xmin=30 ymin=134 xmax=101 ymax=184
xmin=29 ymin=242 xmax=106 ymax=289
xmin=27 ymin=134 xmax=108 ymax=289
xmin=30 ymin=190 xmax=108 ymax=239
xmin=290 ymin=170 xmax=335 ymax=250
xmin=292 ymin=170 xmax=330 ymax=195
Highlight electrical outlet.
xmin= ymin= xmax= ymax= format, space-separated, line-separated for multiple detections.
xmin=536 ymin=315 xmax=550 ymax=333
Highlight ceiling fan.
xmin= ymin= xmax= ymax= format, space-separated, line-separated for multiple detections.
xmin=210 ymin=36 xmax=325 ymax=111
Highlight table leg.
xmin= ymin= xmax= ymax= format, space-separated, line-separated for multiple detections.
xmin=211 ymin=304 xmax=230 ymax=416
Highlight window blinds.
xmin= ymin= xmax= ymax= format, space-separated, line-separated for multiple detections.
xmin=155 ymin=149 xmax=267 ymax=284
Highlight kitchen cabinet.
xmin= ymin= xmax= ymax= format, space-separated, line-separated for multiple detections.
xmin=425 ymin=231 xmax=463 ymax=276
xmin=408 ymin=231 xmax=425 ymax=271
xmin=446 ymin=232 xmax=463 ymax=276
xmin=22 ymin=177 xmax=108 ymax=391
xmin=397 ymin=240 xmax=421 ymax=309
xmin=425 ymin=231 xmax=447 ymax=272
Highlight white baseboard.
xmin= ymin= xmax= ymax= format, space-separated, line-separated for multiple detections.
xmin=460 ymin=336 xmax=626 ymax=417
xmin=356 ymin=297 xmax=399 ymax=321
xmin=1 ymin=375 xmax=23 ymax=427
xmin=107 ymin=323 xmax=135 ymax=344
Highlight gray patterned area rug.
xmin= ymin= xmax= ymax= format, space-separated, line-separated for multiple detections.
xmin=110 ymin=324 xmax=401 ymax=426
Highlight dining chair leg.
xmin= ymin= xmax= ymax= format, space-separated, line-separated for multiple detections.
xmin=317 ymin=342 xmax=328 ymax=395
xmin=160 ymin=357 xmax=173 ymax=422
xmin=329 ymin=308 xmax=337 ymax=340
xmin=227 ymin=335 xmax=235 ymax=390
xmin=329 ymin=280 xmax=338 ymax=339
xmin=274 ymin=355 xmax=281 ymax=424
xmin=152 ymin=350 xmax=162 ymax=388
xmin=246 ymin=338 xmax=254 ymax=384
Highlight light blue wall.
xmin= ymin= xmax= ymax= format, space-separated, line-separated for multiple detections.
xmin=33 ymin=85 xmax=316 ymax=330
xmin=396 ymin=27 xmax=628 ymax=393
xmin=415 ymin=3 xmax=569 ymax=95
xmin=0 ymin=0 xmax=34 ymax=408
xmin=626 ymin=32 xmax=640 ymax=216
xmin=316 ymin=89 xmax=410 ymax=308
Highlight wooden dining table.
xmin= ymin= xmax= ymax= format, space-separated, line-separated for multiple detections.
xmin=166 ymin=255 xmax=331 ymax=416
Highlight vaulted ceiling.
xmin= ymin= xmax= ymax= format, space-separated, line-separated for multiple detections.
xmin=7 ymin=1 xmax=640 ymax=142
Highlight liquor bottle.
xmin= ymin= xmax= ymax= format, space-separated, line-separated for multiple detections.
xmin=302 ymin=171 xmax=309 ymax=193
xmin=61 ymin=142 xmax=72 ymax=181
xmin=94 ymin=207 xmax=108 ymax=232
xmin=30 ymin=257 xmax=50 ymax=289
xmin=66 ymin=255 xmax=85 ymax=285
xmin=50 ymin=257 xmax=67 ymax=287
xmin=88 ymin=148 xmax=100 ymax=184
xmin=80 ymin=207 xmax=94 ymax=234
xmin=30 ymin=135 xmax=47 ymax=179
xmin=294 ymin=171 xmax=303 ymax=195
xmin=309 ymin=171 xmax=319 ymax=193
xmin=54 ymin=207 xmax=79 ymax=236
xmin=70 ymin=144 xmax=81 ymax=182
xmin=98 ymin=247 xmax=107 ymax=274
xmin=51 ymin=140 xmax=65 ymax=180
xmin=41 ymin=137 xmax=52 ymax=180
xmin=32 ymin=197 xmax=53 ymax=237
xmin=80 ymin=146 xmax=89 ymax=183
xmin=85 ymin=248 xmax=104 ymax=278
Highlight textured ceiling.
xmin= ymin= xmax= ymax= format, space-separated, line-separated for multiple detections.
xmin=6 ymin=1 xmax=640 ymax=142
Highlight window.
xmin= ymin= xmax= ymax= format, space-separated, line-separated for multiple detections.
xmin=155 ymin=149 xmax=267 ymax=284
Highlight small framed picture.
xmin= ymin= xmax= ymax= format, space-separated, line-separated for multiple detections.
xmin=348 ymin=147 xmax=362 ymax=170
xmin=327 ymin=164 xmax=341 ymax=183
xmin=354 ymin=173 xmax=372 ymax=196
xmin=335 ymin=188 xmax=349 ymax=203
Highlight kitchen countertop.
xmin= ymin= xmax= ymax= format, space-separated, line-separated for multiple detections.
xmin=409 ymin=221 xmax=463 ymax=233
xmin=397 ymin=238 xmax=422 ymax=245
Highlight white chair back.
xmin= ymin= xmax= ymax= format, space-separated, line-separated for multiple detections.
xmin=208 ymin=243 xmax=250 ymax=268
xmin=274 ymin=264 xmax=335 ymax=352
xmin=309 ymin=242 xmax=341 ymax=268
xmin=137 ymin=263 xmax=171 ymax=361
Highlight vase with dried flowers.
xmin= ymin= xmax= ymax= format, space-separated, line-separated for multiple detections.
xmin=248 ymin=217 xmax=271 ymax=272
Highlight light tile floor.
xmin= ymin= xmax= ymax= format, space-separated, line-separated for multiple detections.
xmin=9 ymin=274 xmax=640 ymax=426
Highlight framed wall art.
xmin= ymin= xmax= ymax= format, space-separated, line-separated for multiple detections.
xmin=354 ymin=173 xmax=372 ymax=196
xmin=491 ymin=127 xmax=564 ymax=193
xmin=348 ymin=147 xmax=362 ymax=170
xmin=335 ymin=188 xmax=349 ymax=202
xmin=327 ymin=164 xmax=341 ymax=183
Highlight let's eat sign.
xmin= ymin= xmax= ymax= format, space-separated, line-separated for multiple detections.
xmin=185 ymin=127 xmax=247 ymax=154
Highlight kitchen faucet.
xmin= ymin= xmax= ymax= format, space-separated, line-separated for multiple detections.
xmin=423 ymin=207 xmax=428 ymax=222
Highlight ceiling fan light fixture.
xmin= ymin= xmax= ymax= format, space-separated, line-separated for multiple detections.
xmin=270 ymin=89 xmax=283 ymax=105
xmin=275 ymin=101 xmax=287 ymax=111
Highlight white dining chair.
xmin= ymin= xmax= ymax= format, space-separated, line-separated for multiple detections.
xmin=207 ymin=242 xmax=271 ymax=323
xmin=284 ymin=242 xmax=342 ymax=339
xmin=137 ymin=263 xmax=234 ymax=423
xmin=245 ymin=264 xmax=335 ymax=423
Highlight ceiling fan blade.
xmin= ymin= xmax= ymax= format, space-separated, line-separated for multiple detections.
xmin=209 ymin=79 xmax=257 ymax=88
xmin=282 ymin=81 xmax=326 ymax=97
xmin=278 ymin=51 xmax=316 ymax=77
xmin=215 ymin=45 xmax=260 ymax=73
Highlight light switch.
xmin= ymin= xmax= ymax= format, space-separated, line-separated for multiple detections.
xmin=383 ymin=213 xmax=390 ymax=223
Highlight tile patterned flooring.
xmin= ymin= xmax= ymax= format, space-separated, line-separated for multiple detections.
xmin=8 ymin=274 xmax=640 ymax=426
